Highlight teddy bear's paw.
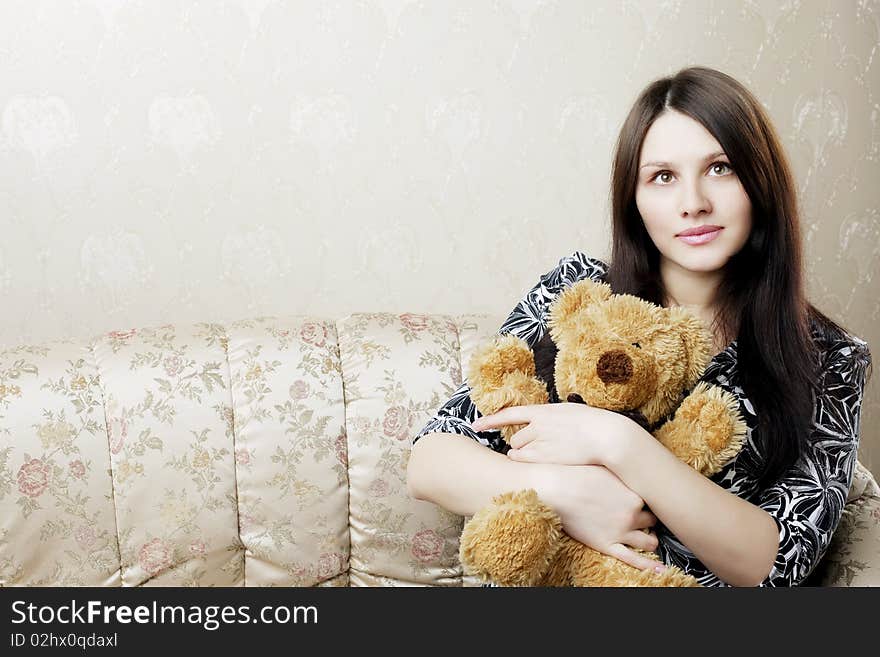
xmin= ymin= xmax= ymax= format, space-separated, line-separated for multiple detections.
xmin=687 ymin=382 xmax=748 ymax=475
xmin=629 ymin=564 xmax=701 ymax=587
xmin=467 ymin=336 xmax=549 ymax=420
xmin=655 ymin=381 xmax=748 ymax=476
xmin=468 ymin=334 xmax=536 ymax=388
xmin=472 ymin=370 xmax=549 ymax=443
xmin=573 ymin=551 xmax=700 ymax=587
xmin=459 ymin=489 xmax=563 ymax=587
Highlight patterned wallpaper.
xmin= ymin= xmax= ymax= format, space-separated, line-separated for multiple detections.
xmin=0 ymin=0 xmax=877 ymax=472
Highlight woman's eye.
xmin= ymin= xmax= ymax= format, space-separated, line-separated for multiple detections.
xmin=651 ymin=162 xmax=732 ymax=185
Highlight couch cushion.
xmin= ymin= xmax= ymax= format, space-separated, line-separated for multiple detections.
xmin=92 ymin=323 xmax=243 ymax=585
xmin=337 ymin=312 xmax=502 ymax=586
xmin=0 ymin=339 xmax=119 ymax=585
xmin=225 ymin=317 xmax=349 ymax=586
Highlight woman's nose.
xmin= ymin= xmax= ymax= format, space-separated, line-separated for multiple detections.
xmin=680 ymin=179 xmax=712 ymax=217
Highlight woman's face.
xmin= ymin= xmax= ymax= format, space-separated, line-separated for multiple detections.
xmin=635 ymin=110 xmax=752 ymax=274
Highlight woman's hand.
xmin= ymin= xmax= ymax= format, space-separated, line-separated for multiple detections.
xmin=530 ymin=462 xmax=665 ymax=573
xmin=471 ymin=402 xmax=625 ymax=467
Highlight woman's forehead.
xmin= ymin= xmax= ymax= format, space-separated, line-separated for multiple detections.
xmin=639 ymin=111 xmax=723 ymax=165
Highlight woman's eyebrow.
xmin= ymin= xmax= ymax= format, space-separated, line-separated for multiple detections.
xmin=639 ymin=150 xmax=727 ymax=169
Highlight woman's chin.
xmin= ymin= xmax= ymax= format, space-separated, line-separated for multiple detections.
xmin=669 ymin=248 xmax=731 ymax=273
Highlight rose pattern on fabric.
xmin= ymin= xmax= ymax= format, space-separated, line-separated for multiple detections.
xmin=162 ymin=355 xmax=185 ymax=378
xmin=234 ymin=448 xmax=250 ymax=466
xmin=411 ymin=529 xmax=444 ymax=564
xmin=36 ymin=419 xmax=75 ymax=451
xmin=383 ymin=405 xmax=412 ymax=441
xmin=317 ymin=552 xmax=343 ymax=580
xmin=68 ymin=460 xmax=86 ymax=479
xmin=191 ymin=447 xmax=211 ymax=470
xmin=74 ymin=524 xmax=97 ymax=550
xmin=17 ymin=458 xmax=50 ymax=498
xmin=138 ymin=538 xmax=173 ymax=576
xmin=300 ymin=322 xmax=328 ymax=347
xmin=0 ymin=382 xmax=23 ymax=402
xmin=290 ymin=380 xmax=310 ymax=400
xmin=400 ymin=313 xmax=429 ymax=332
xmin=368 ymin=478 xmax=390 ymax=497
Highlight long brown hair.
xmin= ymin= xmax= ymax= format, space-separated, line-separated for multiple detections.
xmin=607 ymin=66 xmax=872 ymax=489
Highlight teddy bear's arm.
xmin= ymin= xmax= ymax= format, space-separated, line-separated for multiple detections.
xmin=652 ymin=382 xmax=748 ymax=476
xmin=467 ymin=334 xmax=550 ymax=442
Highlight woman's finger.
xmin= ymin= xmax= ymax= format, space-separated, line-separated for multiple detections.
xmin=634 ymin=510 xmax=658 ymax=530
xmin=608 ymin=543 xmax=666 ymax=573
xmin=508 ymin=426 xmax=535 ymax=450
xmin=506 ymin=446 xmax=535 ymax=462
xmin=471 ymin=405 xmax=534 ymax=431
xmin=623 ymin=530 xmax=660 ymax=553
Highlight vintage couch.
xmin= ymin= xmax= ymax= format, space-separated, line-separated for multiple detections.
xmin=1 ymin=312 xmax=878 ymax=586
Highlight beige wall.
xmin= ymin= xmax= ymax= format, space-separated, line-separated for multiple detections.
xmin=0 ymin=0 xmax=877 ymax=473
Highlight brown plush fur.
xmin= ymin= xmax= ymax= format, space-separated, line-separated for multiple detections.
xmin=461 ymin=279 xmax=748 ymax=587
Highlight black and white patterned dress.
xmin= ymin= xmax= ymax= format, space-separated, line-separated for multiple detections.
xmin=412 ymin=251 xmax=873 ymax=587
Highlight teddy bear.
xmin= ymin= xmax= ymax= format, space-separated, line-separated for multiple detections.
xmin=459 ymin=277 xmax=748 ymax=587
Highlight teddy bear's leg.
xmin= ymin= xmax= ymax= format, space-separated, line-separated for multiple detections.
xmin=653 ymin=381 xmax=748 ymax=477
xmin=545 ymin=538 xmax=606 ymax=586
xmin=567 ymin=547 xmax=701 ymax=587
xmin=459 ymin=489 xmax=563 ymax=587
xmin=629 ymin=564 xmax=701 ymax=587
xmin=467 ymin=334 xmax=550 ymax=443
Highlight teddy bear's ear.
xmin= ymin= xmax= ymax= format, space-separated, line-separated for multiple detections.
xmin=546 ymin=279 xmax=612 ymax=342
xmin=666 ymin=306 xmax=713 ymax=386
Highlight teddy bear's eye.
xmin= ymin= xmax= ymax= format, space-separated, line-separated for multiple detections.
xmin=631 ymin=342 xmax=641 ymax=349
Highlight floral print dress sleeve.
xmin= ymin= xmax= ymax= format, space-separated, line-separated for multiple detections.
xmin=411 ymin=251 xmax=609 ymax=453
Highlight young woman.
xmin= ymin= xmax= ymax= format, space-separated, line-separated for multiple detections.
xmin=406 ymin=66 xmax=873 ymax=587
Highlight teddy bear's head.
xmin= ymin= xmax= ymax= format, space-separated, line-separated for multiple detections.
xmin=538 ymin=279 xmax=713 ymax=426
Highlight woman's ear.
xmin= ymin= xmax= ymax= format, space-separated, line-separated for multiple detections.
xmin=667 ymin=306 xmax=713 ymax=387
xmin=546 ymin=279 xmax=612 ymax=343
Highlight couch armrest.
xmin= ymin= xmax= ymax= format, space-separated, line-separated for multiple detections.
xmin=811 ymin=462 xmax=880 ymax=586
xmin=814 ymin=494 xmax=880 ymax=586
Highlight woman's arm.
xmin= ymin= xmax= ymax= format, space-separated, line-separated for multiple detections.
xmin=605 ymin=339 xmax=872 ymax=587
xmin=407 ymin=431 xmax=539 ymax=516
xmin=605 ymin=422 xmax=778 ymax=586
xmin=407 ymin=431 xmax=664 ymax=571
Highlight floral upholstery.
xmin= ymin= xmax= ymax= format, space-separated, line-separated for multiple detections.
xmin=1 ymin=313 xmax=877 ymax=586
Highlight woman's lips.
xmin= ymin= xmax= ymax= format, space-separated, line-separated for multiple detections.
xmin=676 ymin=228 xmax=722 ymax=245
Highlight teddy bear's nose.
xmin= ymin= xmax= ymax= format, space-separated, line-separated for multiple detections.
xmin=597 ymin=350 xmax=633 ymax=384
